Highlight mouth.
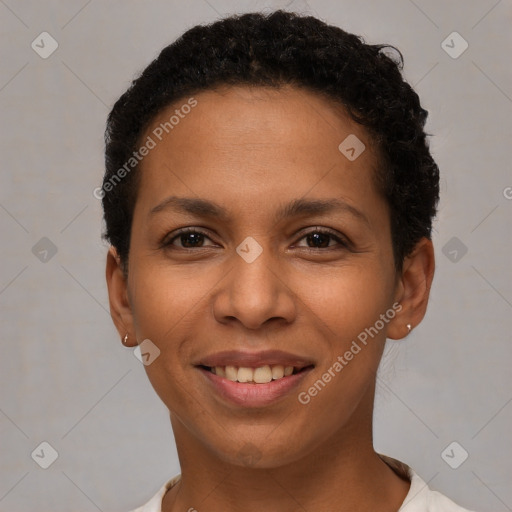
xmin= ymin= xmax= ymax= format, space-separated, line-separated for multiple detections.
xmin=196 ymin=364 xmax=314 ymax=408
xmin=198 ymin=363 xmax=313 ymax=384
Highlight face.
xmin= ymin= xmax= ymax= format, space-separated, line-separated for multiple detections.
xmin=107 ymin=85 xmax=429 ymax=469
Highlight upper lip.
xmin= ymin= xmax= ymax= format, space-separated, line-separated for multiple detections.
xmin=195 ymin=350 xmax=315 ymax=369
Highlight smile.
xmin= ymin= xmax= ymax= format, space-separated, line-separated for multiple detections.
xmin=197 ymin=364 xmax=314 ymax=407
xmin=202 ymin=364 xmax=311 ymax=383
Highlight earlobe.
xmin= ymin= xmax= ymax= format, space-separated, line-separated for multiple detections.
xmin=387 ymin=237 xmax=435 ymax=340
xmin=105 ymin=247 xmax=137 ymax=346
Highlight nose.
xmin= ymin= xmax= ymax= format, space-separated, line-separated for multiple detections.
xmin=212 ymin=243 xmax=297 ymax=331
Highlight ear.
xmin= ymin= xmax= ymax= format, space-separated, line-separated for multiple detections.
xmin=387 ymin=237 xmax=435 ymax=340
xmin=105 ymin=246 xmax=137 ymax=347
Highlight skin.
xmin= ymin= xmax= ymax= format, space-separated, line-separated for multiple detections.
xmin=106 ymin=85 xmax=435 ymax=512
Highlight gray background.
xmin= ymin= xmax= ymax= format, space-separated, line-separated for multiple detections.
xmin=0 ymin=0 xmax=511 ymax=510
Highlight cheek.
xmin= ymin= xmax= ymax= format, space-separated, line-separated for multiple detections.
xmin=296 ymin=261 xmax=395 ymax=340
xmin=128 ymin=258 xmax=210 ymax=340
xmin=127 ymin=268 xmax=199 ymax=413
xmin=292 ymin=268 xmax=392 ymax=431
xmin=126 ymin=257 xmax=219 ymax=406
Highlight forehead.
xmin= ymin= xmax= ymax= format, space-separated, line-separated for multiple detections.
xmin=143 ymin=85 xmax=374 ymax=156
xmin=135 ymin=85 xmax=383 ymax=221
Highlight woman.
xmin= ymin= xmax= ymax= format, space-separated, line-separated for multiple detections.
xmin=101 ymin=10 xmax=475 ymax=512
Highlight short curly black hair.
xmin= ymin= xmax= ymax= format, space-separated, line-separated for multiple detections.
xmin=102 ymin=10 xmax=439 ymax=272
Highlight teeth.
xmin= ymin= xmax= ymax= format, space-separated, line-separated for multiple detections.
xmin=253 ymin=365 xmax=272 ymax=383
xmin=271 ymin=365 xmax=284 ymax=379
xmin=212 ymin=364 xmax=299 ymax=383
xmin=225 ymin=365 xmax=238 ymax=381
xmin=237 ymin=367 xmax=253 ymax=383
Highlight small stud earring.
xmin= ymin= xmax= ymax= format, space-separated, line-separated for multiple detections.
xmin=406 ymin=324 xmax=412 ymax=333
xmin=123 ymin=334 xmax=129 ymax=345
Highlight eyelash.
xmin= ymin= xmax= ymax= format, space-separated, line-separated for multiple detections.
xmin=161 ymin=227 xmax=350 ymax=251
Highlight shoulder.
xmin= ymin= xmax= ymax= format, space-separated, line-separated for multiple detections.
xmin=127 ymin=474 xmax=181 ymax=512
xmin=400 ymin=470 xmax=476 ymax=511
xmin=378 ymin=455 xmax=476 ymax=512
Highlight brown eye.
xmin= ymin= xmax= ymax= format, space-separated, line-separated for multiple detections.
xmin=295 ymin=229 xmax=348 ymax=249
xmin=163 ymin=229 xmax=216 ymax=249
xmin=305 ymin=232 xmax=332 ymax=248
xmin=177 ymin=232 xmax=206 ymax=248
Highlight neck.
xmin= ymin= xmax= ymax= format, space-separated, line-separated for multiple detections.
xmin=162 ymin=391 xmax=409 ymax=512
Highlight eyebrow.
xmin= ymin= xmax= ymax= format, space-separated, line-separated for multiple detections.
xmin=149 ymin=196 xmax=370 ymax=226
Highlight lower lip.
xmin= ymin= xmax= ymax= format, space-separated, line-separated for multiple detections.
xmin=198 ymin=366 xmax=313 ymax=408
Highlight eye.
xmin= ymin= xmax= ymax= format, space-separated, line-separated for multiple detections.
xmin=294 ymin=228 xmax=349 ymax=250
xmin=161 ymin=227 xmax=349 ymax=251
xmin=162 ymin=228 xmax=217 ymax=249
